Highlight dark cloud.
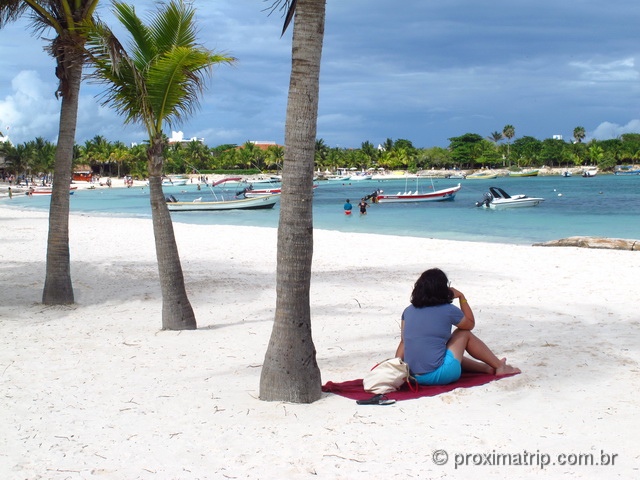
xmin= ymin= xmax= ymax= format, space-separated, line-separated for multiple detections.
xmin=0 ymin=0 xmax=638 ymax=147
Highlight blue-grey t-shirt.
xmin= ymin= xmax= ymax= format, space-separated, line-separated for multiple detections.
xmin=402 ymin=303 xmax=464 ymax=374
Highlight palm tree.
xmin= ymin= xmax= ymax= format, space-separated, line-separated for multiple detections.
xmin=573 ymin=126 xmax=586 ymax=143
xmin=487 ymin=131 xmax=503 ymax=145
xmin=360 ymin=141 xmax=377 ymax=167
xmin=265 ymin=144 xmax=284 ymax=170
xmin=260 ymin=0 xmax=326 ymax=403
xmin=109 ymin=141 xmax=130 ymax=178
xmin=1 ymin=0 xmax=101 ymax=304
xmin=381 ymin=138 xmax=394 ymax=153
xmin=84 ymin=0 xmax=233 ymax=330
xmin=314 ymin=138 xmax=329 ymax=168
xmin=28 ymin=137 xmax=57 ymax=175
xmin=184 ymin=139 xmax=209 ymax=171
xmin=3 ymin=142 xmax=33 ymax=176
xmin=83 ymin=135 xmax=111 ymax=175
xmin=502 ymin=125 xmax=515 ymax=164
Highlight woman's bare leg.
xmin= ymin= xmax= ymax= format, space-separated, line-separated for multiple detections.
xmin=447 ymin=330 xmax=520 ymax=376
xmin=461 ymin=356 xmax=493 ymax=374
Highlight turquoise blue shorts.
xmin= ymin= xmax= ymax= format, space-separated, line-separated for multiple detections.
xmin=414 ymin=350 xmax=462 ymax=386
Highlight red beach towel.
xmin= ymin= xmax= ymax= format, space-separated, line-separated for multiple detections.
xmin=322 ymin=372 xmax=518 ymax=402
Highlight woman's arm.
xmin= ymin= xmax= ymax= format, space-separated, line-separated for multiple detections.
xmin=395 ymin=320 xmax=405 ymax=359
xmin=450 ymin=287 xmax=475 ymax=330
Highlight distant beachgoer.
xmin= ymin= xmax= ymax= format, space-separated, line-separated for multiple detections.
xmin=358 ymin=199 xmax=369 ymax=215
xmin=8 ymin=187 xmax=12 ymax=199
xmin=395 ymin=268 xmax=520 ymax=385
xmin=344 ymin=199 xmax=352 ymax=215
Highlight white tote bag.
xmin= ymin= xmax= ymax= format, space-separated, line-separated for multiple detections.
xmin=363 ymin=357 xmax=410 ymax=394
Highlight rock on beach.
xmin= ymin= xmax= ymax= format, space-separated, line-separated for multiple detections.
xmin=533 ymin=236 xmax=640 ymax=250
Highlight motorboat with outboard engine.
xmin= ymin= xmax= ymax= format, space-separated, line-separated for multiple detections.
xmin=475 ymin=186 xmax=544 ymax=209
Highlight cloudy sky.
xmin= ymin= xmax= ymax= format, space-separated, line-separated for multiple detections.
xmin=0 ymin=0 xmax=638 ymax=148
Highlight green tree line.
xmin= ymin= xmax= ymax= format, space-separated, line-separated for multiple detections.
xmin=3 ymin=131 xmax=640 ymax=179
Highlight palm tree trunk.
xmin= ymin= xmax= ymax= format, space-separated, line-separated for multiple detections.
xmin=260 ymin=0 xmax=325 ymax=403
xmin=147 ymin=143 xmax=196 ymax=330
xmin=42 ymin=60 xmax=82 ymax=305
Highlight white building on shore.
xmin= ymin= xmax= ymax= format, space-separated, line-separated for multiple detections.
xmin=168 ymin=131 xmax=204 ymax=146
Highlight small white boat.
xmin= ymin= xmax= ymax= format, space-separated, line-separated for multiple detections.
xmin=476 ymin=186 xmax=544 ymax=209
xmin=562 ymin=171 xmax=573 ymax=177
xmin=447 ymin=172 xmax=466 ymax=179
xmin=326 ymin=175 xmax=352 ymax=182
xmin=250 ymin=177 xmax=281 ymax=185
xmin=349 ymin=174 xmax=373 ymax=181
xmin=146 ymin=177 xmax=189 ymax=186
xmin=377 ymin=184 xmax=462 ymax=203
xmin=166 ymin=177 xmax=280 ymax=211
xmin=243 ymin=187 xmax=281 ymax=198
xmin=614 ymin=166 xmax=640 ymax=175
xmin=508 ymin=170 xmax=539 ymax=177
xmin=582 ymin=167 xmax=598 ymax=177
xmin=29 ymin=186 xmax=78 ymax=195
xmin=242 ymin=184 xmax=318 ymax=198
xmin=167 ymin=193 xmax=280 ymax=211
xmin=466 ymin=172 xmax=499 ymax=180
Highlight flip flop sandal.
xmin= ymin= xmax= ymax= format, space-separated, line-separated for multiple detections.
xmin=356 ymin=394 xmax=396 ymax=405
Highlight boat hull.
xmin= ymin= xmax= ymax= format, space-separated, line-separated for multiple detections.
xmin=166 ymin=179 xmax=188 ymax=186
xmin=377 ymin=184 xmax=461 ymax=203
xmin=167 ymin=193 xmax=279 ymax=211
xmin=244 ymin=188 xmax=281 ymax=197
xmin=349 ymin=175 xmax=373 ymax=181
xmin=508 ymin=170 xmax=539 ymax=177
xmin=487 ymin=198 xmax=544 ymax=209
xmin=467 ymin=173 xmax=498 ymax=180
xmin=476 ymin=186 xmax=544 ymax=209
xmin=30 ymin=186 xmax=78 ymax=195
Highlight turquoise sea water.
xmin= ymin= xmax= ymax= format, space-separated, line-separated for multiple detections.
xmin=5 ymin=175 xmax=640 ymax=244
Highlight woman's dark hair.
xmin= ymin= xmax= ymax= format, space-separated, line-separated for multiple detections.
xmin=410 ymin=268 xmax=453 ymax=307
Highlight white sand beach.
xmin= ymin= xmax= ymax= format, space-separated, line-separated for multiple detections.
xmin=0 ymin=204 xmax=638 ymax=479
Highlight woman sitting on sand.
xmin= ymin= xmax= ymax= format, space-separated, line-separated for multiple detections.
xmin=395 ymin=268 xmax=520 ymax=385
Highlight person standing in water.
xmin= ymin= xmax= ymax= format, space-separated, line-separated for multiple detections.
xmin=343 ymin=199 xmax=352 ymax=215
xmin=358 ymin=198 xmax=369 ymax=215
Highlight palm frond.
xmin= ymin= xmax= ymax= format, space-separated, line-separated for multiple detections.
xmin=262 ymin=0 xmax=297 ymax=36
xmin=147 ymin=47 xmax=232 ymax=130
xmin=84 ymin=17 xmax=150 ymax=127
xmin=84 ymin=0 xmax=234 ymax=140
xmin=112 ymin=2 xmax=156 ymax=68
xmin=0 ymin=0 xmax=29 ymax=27
xmin=149 ymin=0 xmax=197 ymax=52
xmin=281 ymin=0 xmax=297 ymax=36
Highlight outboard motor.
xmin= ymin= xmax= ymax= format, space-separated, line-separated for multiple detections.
xmin=475 ymin=192 xmax=493 ymax=208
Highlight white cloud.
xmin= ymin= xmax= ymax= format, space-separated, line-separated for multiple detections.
xmin=590 ymin=120 xmax=640 ymax=140
xmin=569 ymin=57 xmax=639 ymax=83
xmin=0 ymin=70 xmax=60 ymax=143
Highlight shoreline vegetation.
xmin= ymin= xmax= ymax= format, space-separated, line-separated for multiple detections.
xmin=2 ymin=133 xmax=640 ymax=183
xmin=1 ymin=163 xmax=637 ymax=195
xmin=1 ymin=203 xmax=638 ymax=478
